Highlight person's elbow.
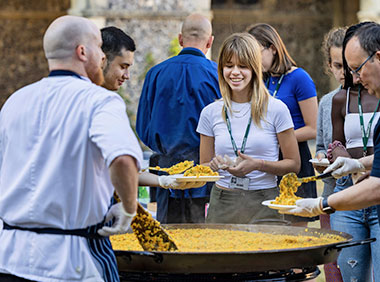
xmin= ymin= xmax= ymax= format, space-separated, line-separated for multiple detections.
xmin=110 ymin=155 xmax=139 ymax=174
xmin=309 ymin=127 xmax=317 ymax=139
xmin=294 ymin=156 xmax=301 ymax=174
xmin=289 ymin=152 xmax=301 ymax=175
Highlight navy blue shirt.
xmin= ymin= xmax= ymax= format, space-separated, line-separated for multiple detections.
xmin=136 ymin=47 xmax=221 ymax=198
xmin=370 ymin=118 xmax=380 ymax=224
xmin=266 ymin=68 xmax=317 ymax=130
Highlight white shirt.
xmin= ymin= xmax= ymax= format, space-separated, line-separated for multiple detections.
xmin=197 ymin=97 xmax=293 ymax=190
xmin=0 ymin=75 xmax=143 ymax=281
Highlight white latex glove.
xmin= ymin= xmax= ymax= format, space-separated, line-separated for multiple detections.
xmin=158 ymin=175 xmax=206 ymax=189
xmin=324 ymin=156 xmax=365 ymax=178
xmin=280 ymin=197 xmax=323 ymax=217
xmin=97 ymin=203 xmax=136 ymax=237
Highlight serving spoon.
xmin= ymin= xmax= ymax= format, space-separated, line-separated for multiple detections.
xmin=131 ymin=202 xmax=178 ymax=251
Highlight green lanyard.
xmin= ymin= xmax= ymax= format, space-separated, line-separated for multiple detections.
xmin=358 ymin=86 xmax=380 ymax=156
xmin=224 ymin=107 xmax=252 ymax=157
xmin=266 ymin=74 xmax=284 ymax=98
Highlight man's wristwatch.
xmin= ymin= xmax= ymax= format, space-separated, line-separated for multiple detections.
xmin=322 ymin=198 xmax=336 ymax=214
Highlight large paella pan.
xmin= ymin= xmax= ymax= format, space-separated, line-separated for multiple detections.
xmin=113 ymin=223 xmax=374 ymax=274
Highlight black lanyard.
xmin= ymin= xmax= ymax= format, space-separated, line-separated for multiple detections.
xmin=358 ymin=86 xmax=380 ymax=156
xmin=224 ymin=106 xmax=252 ymax=157
xmin=266 ymin=74 xmax=284 ymax=98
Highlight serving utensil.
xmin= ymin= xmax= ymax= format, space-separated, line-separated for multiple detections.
xmin=131 ymin=202 xmax=178 ymax=251
xmin=142 ymin=161 xmax=195 ymax=175
xmin=298 ymin=171 xmax=333 ymax=183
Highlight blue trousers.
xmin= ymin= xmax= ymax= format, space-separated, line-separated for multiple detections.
xmin=331 ymin=175 xmax=380 ymax=282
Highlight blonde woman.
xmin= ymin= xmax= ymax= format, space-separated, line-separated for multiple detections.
xmin=197 ymin=33 xmax=300 ymax=224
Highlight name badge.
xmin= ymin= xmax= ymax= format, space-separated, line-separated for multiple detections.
xmin=229 ymin=176 xmax=250 ymax=190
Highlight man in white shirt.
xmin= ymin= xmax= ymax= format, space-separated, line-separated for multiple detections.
xmin=99 ymin=26 xmax=205 ymax=190
xmin=0 ymin=15 xmax=142 ymax=282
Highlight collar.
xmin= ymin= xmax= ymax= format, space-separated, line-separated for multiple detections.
xmin=178 ymin=47 xmax=205 ymax=58
xmin=48 ymin=70 xmax=82 ymax=79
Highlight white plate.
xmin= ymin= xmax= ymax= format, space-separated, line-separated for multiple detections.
xmin=174 ymin=175 xmax=224 ymax=182
xmin=309 ymin=158 xmax=330 ymax=167
xmin=261 ymin=200 xmax=296 ymax=211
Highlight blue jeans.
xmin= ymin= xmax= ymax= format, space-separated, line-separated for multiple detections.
xmin=331 ymin=175 xmax=380 ymax=282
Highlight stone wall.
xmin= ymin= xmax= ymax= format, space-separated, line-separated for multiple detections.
xmin=0 ymin=0 xmax=364 ymax=110
xmin=212 ymin=0 xmax=359 ymax=98
xmin=70 ymin=0 xmax=212 ymax=126
xmin=0 ymin=0 xmax=70 ymax=107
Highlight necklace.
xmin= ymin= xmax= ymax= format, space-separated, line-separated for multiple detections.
xmin=231 ymin=102 xmax=251 ymax=118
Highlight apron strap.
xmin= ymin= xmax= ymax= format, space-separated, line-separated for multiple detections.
xmin=2 ymin=196 xmax=120 ymax=282
xmin=87 ymin=222 xmax=120 ymax=282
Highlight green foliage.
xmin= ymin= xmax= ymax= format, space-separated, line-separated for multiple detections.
xmin=168 ymin=37 xmax=181 ymax=57
xmin=139 ymin=52 xmax=156 ymax=81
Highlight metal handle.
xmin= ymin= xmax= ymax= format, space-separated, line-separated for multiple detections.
xmin=315 ymin=171 xmax=333 ymax=180
xmin=115 ymin=250 xmax=164 ymax=264
xmin=324 ymin=238 xmax=376 ymax=255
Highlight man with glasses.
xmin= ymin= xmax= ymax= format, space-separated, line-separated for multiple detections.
xmin=281 ymin=23 xmax=380 ymax=224
xmin=350 ymin=51 xmax=375 ymax=76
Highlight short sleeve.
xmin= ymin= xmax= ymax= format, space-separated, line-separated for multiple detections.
xmin=89 ymin=94 xmax=143 ymax=168
xmin=270 ymin=98 xmax=294 ymax=133
xmin=294 ymin=69 xmax=317 ymax=102
xmin=196 ymin=104 xmax=215 ymax=137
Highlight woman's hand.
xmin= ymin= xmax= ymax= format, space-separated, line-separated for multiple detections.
xmin=227 ymin=151 xmax=261 ymax=177
xmin=313 ymin=152 xmax=327 ymax=173
xmin=327 ymin=140 xmax=350 ymax=163
xmin=210 ymin=155 xmax=236 ymax=171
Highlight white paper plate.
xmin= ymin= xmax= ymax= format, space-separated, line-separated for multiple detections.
xmin=309 ymin=158 xmax=330 ymax=167
xmin=261 ymin=200 xmax=296 ymax=211
xmin=174 ymin=175 xmax=224 ymax=182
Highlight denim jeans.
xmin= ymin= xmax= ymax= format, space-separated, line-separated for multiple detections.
xmin=331 ymin=175 xmax=380 ymax=282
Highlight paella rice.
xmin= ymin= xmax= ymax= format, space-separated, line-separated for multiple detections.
xmin=150 ymin=160 xmax=194 ymax=175
xmin=111 ymin=228 xmax=346 ymax=252
xmin=273 ymin=173 xmax=302 ymax=205
xmin=131 ymin=206 xmax=177 ymax=251
xmin=183 ymin=165 xmax=219 ymax=177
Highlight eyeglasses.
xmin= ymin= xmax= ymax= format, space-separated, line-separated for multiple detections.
xmin=350 ymin=52 xmax=376 ymax=77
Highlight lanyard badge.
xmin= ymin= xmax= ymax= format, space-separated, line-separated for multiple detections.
xmin=357 ymin=86 xmax=380 ymax=156
xmin=224 ymin=106 xmax=252 ymax=189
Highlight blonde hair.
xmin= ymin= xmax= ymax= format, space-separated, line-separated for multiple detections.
xmin=218 ymin=33 xmax=269 ymax=127
xmin=246 ymin=23 xmax=296 ymax=75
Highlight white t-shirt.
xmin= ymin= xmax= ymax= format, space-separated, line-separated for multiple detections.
xmin=0 ymin=75 xmax=143 ymax=282
xmin=197 ymin=97 xmax=293 ymax=190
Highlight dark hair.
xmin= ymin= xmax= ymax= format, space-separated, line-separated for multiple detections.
xmin=342 ymin=22 xmax=377 ymax=89
xmin=101 ymin=26 xmax=136 ymax=63
xmin=246 ymin=23 xmax=296 ymax=75
xmin=355 ymin=23 xmax=380 ymax=56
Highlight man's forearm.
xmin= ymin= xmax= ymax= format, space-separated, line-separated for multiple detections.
xmin=360 ymin=155 xmax=374 ymax=170
xmin=109 ymin=155 xmax=139 ymax=214
xmin=329 ymin=175 xmax=380 ymax=211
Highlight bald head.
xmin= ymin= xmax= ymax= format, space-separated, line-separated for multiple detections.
xmin=43 ymin=15 xmax=100 ymax=60
xmin=179 ymin=14 xmax=213 ymax=54
xmin=181 ymin=14 xmax=212 ymax=42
